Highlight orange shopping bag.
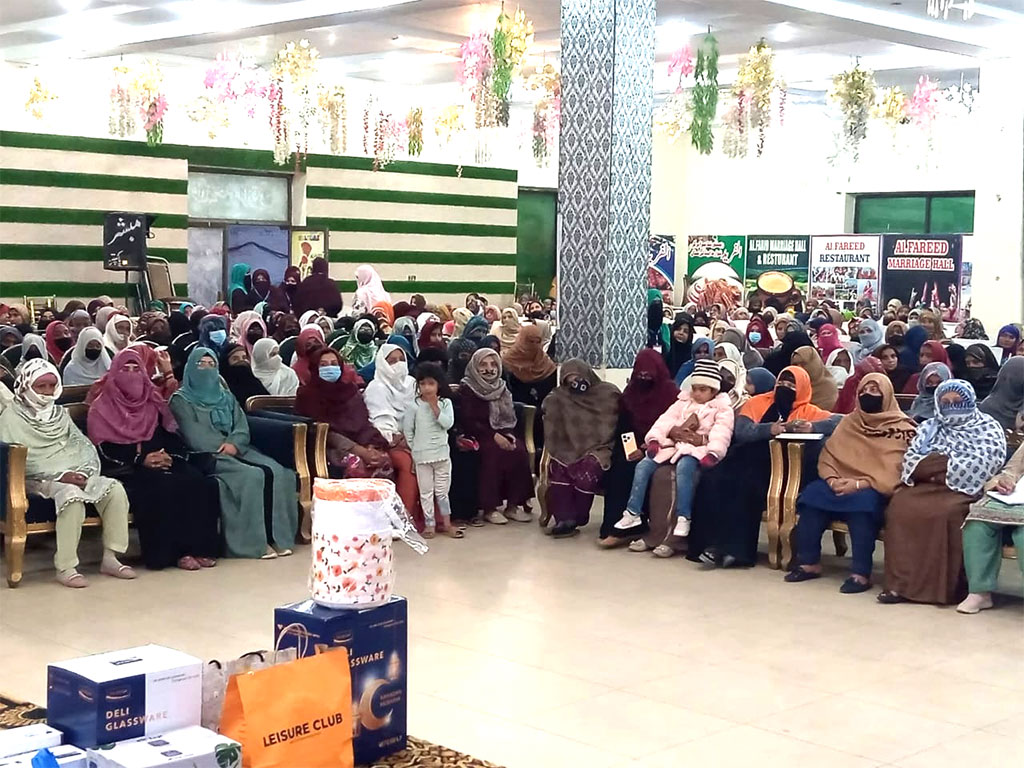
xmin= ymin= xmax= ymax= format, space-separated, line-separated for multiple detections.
xmin=220 ymin=644 xmax=354 ymax=768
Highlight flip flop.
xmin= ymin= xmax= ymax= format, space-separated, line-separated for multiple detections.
xmin=876 ymin=590 xmax=908 ymax=604
xmin=468 ymin=517 xmax=486 ymax=528
xmin=444 ymin=527 xmax=466 ymax=539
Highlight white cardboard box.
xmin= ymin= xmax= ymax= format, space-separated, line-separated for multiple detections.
xmin=0 ymin=745 xmax=87 ymax=768
xmin=85 ymin=727 xmax=240 ymax=768
xmin=47 ymin=645 xmax=202 ymax=748
xmin=0 ymin=724 xmax=62 ymax=759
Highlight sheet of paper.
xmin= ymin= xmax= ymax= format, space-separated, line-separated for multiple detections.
xmin=987 ymin=475 xmax=1024 ymax=505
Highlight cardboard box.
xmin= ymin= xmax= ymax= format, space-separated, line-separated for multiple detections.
xmin=0 ymin=745 xmax=87 ymax=768
xmin=85 ymin=727 xmax=240 ymax=768
xmin=47 ymin=645 xmax=202 ymax=748
xmin=0 ymin=724 xmax=62 ymax=759
xmin=274 ymin=596 xmax=407 ymax=765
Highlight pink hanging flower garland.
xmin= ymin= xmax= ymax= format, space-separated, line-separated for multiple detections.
xmin=667 ymin=44 xmax=695 ymax=93
xmin=906 ymin=75 xmax=939 ymax=128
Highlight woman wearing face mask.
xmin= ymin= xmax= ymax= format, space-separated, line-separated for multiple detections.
xmin=63 ymin=328 xmax=111 ymax=387
xmin=339 ymin=318 xmax=377 ymax=370
xmin=786 ymin=374 xmax=917 ymax=593
xmin=247 ymin=269 xmax=272 ymax=307
xmin=453 ymin=348 xmax=535 ymax=526
xmin=909 ymin=362 xmax=951 ymax=423
xmin=598 ymin=350 xmax=680 ymax=548
xmin=960 ymin=343 xmax=1001 ymax=401
xmin=0 ymin=359 xmax=133 ymax=588
xmin=358 ymin=333 xmax=415 ymax=384
xmin=688 ymin=367 xmax=840 ymax=568
xmin=502 ymin=323 xmax=558 ymax=406
xmin=170 ymin=347 xmax=297 ymax=559
xmin=853 ymin=319 xmax=884 ymax=363
xmin=878 ymin=379 xmax=1006 ymax=605
xmin=88 ymin=349 xmax=220 ymax=572
xmin=291 ymin=326 xmax=327 ymax=386
xmin=720 ymin=327 xmax=763 ymax=370
xmin=744 ymin=316 xmax=773 ymax=354
xmin=674 ymin=337 xmax=715 ymax=386
xmin=251 ymin=338 xmax=300 ymax=397
xmin=267 ymin=266 xmax=299 ymax=313
xmin=542 ymin=360 xmax=621 ymax=538
xmin=103 ymin=314 xmax=134 ymax=355
xmin=446 ymin=338 xmax=477 ymax=385
xmin=220 ymin=343 xmax=269 ymax=407
xmin=44 ymin=321 xmax=74 ymax=365
xmin=978 ymin=356 xmax=1024 ymax=431
xmin=393 ymin=316 xmax=420 ymax=357
xmin=233 ymin=312 xmax=268 ymax=357
xmin=197 ymin=314 xmax=229 ymax=355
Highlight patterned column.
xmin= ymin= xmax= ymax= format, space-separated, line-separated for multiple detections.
xmin=557 ymin=0 xmax=656 ymax=368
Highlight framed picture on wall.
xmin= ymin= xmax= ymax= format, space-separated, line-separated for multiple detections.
xmin=290 ymin=228 xmax=328 ymax=280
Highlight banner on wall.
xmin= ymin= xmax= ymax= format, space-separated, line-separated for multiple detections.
xmin=685 ymin=235 xmax=746 ymax=279
xmin=880 ymin=234 xmax=962 ymax=318
xmin=745 ymin=235 xmax=810 ymax=307
xmin=959 ymin=235 xmax=973 ymax=321
xmin=809 ymin=235 xmax=881 ymax=311
xmin=648 ymin=234 xmax=676 ymax=293
xmin=290 ymin=229 xmax=327 ymax=280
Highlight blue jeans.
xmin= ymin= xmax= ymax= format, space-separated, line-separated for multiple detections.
xmin=626 ymin=456 xmax=700 ymax=520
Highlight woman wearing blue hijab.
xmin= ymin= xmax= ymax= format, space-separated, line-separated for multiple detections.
xmin=197 ymin=315 xmax=229 ymax=353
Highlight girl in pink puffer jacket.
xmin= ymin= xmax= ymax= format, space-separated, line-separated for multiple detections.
xmin=614 ymin=360 xmax=734 ymax=550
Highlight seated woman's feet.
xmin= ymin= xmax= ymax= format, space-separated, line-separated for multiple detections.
xmin=652 ymin=544 xmax=674 ymax=558
xmin=614 ymin=510 xmax=642 ymax=531
xmin=57 ymin=569 xmax=88 ymax=589
xmin=196 ymin=557 xmax=217 ymax=568
xmin=876 ymin=590 xmax=907 ymax=604
xmin=673 ymin=517 xmax=691 ymax=537
xmin=275 ymin=547 xmax=293 ymax=557
xmin=784 ymin=565 xmax=822 ymax=583
xmin=628 ymin=539 xmax=651 ymax=552
xmin=484 ymin=510 xmax=508 ymax=525
xmin=177 ymin=556 xmax=201 ymax=571
xmin=504 ymin=506 xmax=532 ymax=523
xmin=597 ymin=536 xmax=629 ymax=549
xmin=552 ymin=521 xmax=579 ymax=538
xmin=957 ymin=592 xmax=994 ymax=614
xmin=698 ymin=547 xmax=742 ymax=568
xmin=100 ymin=551 xmax=137 ymax=580
xmin=422 ymin=526 xmax=436 ymax=539
xmin=840 ymin=575 xmax=871 ymax=594
xmin=261 ymin=546 xmax=278 ymax=560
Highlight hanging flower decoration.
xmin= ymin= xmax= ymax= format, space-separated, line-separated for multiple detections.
xmin=318 ymin=85 xmax=347 ymax=155
xmin=906 ymin=75 xmax=939 ymax=128
xmin=25 ymin=77 xmax=57 ymax=120
xmin=372 ymin=111 xmax=403 ymax=171
xmin=688 ymin=32 xmax=719 ymax=155
xmin=108 ymin=64 xmax=138 ymax=138
xmin=203 ymin=53 xmax=268 ymax=118
xmin=732 ymin=39 xmax=783 ymax=157
xmin=434 ymin=105 xmax=465 ymax=146
xmin=186 ymin=96 xmax=230 ymax=140
xmin=654 ymin=92 xmax=692 ymax=144
xmin=457 ymin=31 xmax=493 ymax=89
xmin=828 ymin=62 xmax=876 ymax=160
xmin=667 ymin=44 xmax=695 ymax=93
xmin=269 ymin=39 xmax=320 ymax=166
xmin=407 ymin=107 xmax=424 ymax=156
xmin=491 ymin=7 xmax=533 ymax=126
xmin=872 ymin=86 xmax=909 ymax=128
xmin=943 ymin=81 xmax=975 ymax=115
xmin=526 ymin=63 xmax=560 ymax=166
xmin=133 ymin=60 xmax=168 ymax=147
xmin=721 ymin=102 xmax=748 ymax=159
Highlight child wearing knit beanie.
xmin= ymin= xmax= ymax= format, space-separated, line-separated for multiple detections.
xmin=615 ymin=359 xmax=736 ymax=555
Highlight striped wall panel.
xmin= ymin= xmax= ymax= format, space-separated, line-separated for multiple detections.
xmin=0 ymin=132 xmax=189 ymax=304
xmin=305 ymin=155 xmax=518 ymax=303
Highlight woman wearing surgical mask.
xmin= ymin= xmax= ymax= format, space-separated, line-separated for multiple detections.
xmin=170 ymin=347 xmax=297 ymax=560
xmin=362 ymin=344 xmax=422 ymax=519
xmin=251 ymin=338 xmax=299 ymax=397
xmin=0 ymin=359 xmax=133 ymax=587
xmin=879 ymin=379 xmax=1006 ymax=606
xmin=290 ymin=326 xmax=326 ymax=386
xmin=453 ymin=348 xmax=535 ymax=527
xmin=786 ymin=374 xmax=917 ymax=593
xmin=198 ymin=315 xmax=229 ymax=354
xmin=63 ymin=328 xmax=112 ymax=387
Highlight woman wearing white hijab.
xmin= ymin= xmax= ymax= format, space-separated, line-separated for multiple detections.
xmin=251 ymin=338 xmax=300 ymax=396
xmin=103 ymin=314 xmax=133 ymax=353
xmin=63 ymin=328 xmax=111 ymax=387
xmin=826 ymin=346 xmax=855 ymax=389
xmin=363 ymin=342 xmax=416 ymax=444
xmin=94 ymin=306 xmax=117 ymax=334
xmin=0 ymin=359 xmax=133 ymax=587
xmin=352 ymin=265 xmax=391 ymax=314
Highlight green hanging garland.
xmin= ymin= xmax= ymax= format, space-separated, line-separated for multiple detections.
xmin=689 ymin=32 xmax=719 ymax=155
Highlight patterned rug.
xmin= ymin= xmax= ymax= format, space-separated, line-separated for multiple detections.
xmin=0 ymin=695 xmax=504 ymax=768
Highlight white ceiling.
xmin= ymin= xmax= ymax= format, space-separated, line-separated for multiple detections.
xmin=1 ymin=0 xmax=1022 ymax=88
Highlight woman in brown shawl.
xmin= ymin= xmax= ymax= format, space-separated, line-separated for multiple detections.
xmin=786 ymin=374 xmax=917 ymax=592
xmin=790 ymin=346 xmax=838 ymax=411
xmin=453 ymin=348 xmax=535 ymax=526
xmin=292 ymin=257 xmax=343 ymax=318
xmin=542 ymin=360 xmax=621 ymax=538
xmin=502 ymin=323 xmax=558 ymax=405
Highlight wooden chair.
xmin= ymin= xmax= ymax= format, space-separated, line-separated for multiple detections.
xmin=894 ymin=394 xmax=916 ymax=412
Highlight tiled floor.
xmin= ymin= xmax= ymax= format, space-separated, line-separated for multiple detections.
xmin=1 ymin=512 xmax=1021 ymax=768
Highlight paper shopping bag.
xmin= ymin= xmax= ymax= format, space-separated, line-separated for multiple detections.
xmin=220 ymin=647 xmax=354 ymax=768
xmin=202 ymin=648 xmax=298 ymax=731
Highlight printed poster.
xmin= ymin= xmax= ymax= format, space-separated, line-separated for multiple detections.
xmin=290 ymin=229 xmax=327 ymax=280
xmin=745 ymin=235 xmax=810 ymax=303
xmin=959 ymin=234 xmax=973 ymax=322
xmin=685 ymin=235 xmax=746 ymax=281
xmin=648 ymin=234 xmax=676 ymax=293
xmin=880 ymin=234 xmax=962 ymax=319
xmin=809 ymin=235 xmax=881 ymax=311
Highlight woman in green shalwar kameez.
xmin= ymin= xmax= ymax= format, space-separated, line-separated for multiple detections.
xmin=169 ymin=346 xmax=297 ymax=558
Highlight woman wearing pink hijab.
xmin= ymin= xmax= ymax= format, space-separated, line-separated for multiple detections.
xmin=816 ymin=323 xmax=844 ymax=361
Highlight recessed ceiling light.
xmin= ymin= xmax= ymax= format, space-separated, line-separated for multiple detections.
xmin=60 ymin=0 xmax=92 ymax=11
xmin=771 ymin=22 xmax=797 ymax=42
xmin=328 ymin=31 xmax=337 ymax=44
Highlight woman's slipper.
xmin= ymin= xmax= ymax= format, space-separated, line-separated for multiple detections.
xmin=100 ymin=562 xmax=137 ymax=580
xmin=876 ymin=590 xmax=907 ymax=604
xmin=784 ymin=568 xmax=822 ymax=583
xmin=57 ymin=569 xmax=88 ymax=589
xmin=442 ymin=527 xmax=466 ymax=539
xmin=597 ymin=536 xmax=629 ymax=549
xmin=196 ymin=557 xmax=217 ymax=568
xmin=840 ymin=576 xmax=871 ymax=594
xmin=177 ymin=556 xmax=201 ymax=572
xmin=552 ymin=522 xmax=579 ymax=538
xmin=468 ymin=516 xmax=486 ymax=527
xmin=261 ymin=547 xmax=278 ymax=560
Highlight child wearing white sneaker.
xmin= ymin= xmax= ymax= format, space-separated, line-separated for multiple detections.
xmin=615 ymin=360 xmax=734 ymax=551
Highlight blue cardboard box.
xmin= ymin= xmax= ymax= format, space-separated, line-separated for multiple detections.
xmin=274 ymin=596 xmax=407 ymax=765
xmin=47 ymin=645 xmax=202 ymax=749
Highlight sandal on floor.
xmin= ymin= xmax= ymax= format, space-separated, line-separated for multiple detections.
xmin=840 ymin=576 xmax=871 ymax=594
xmin=784 ymin=568 xmax=822 ymax=583
xmin=468 ymin=516 xmax=486 ymax=528
xmin=552 ymin=522 xmax=579 ymax=538
xmin=422 ymin=528 xmax=436 ymax=539
xmin=100 ymin=562 xmax=137 ymax=580
xmin=597 ymin=536 xmax=630 ymax=549
xmin=443 ymin=526 xmax=466 ymax=539
xmin=177 ymin=556 xmax=201 ymax=571
xmin=876 ymin=590 xmax=907 ymax=604
xmin=196 ymin=557 xmax=217 ymax=568
xmin=57 ymin=569 xmax=88 ymax=589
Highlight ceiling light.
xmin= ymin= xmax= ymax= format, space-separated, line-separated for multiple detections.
xmin=771 ymin=22 xmax=797 ymax=42
xmin=328 ymin=31 xmax=337 ymax=44
xmin=60 ymin=0 xmax=92 ymax=10
xmin=655 ymin=19 xmax=705 ymax=53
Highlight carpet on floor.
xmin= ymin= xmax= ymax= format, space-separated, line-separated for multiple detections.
xmin=0 ymin=695 xmax=503 ymax=768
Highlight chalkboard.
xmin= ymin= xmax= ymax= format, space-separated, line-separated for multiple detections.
xmin=103 ymin=212 xmax=148 ymax=271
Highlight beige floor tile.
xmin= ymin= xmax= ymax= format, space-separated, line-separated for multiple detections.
xmin=891 ymin=729 xmax=1021 ymax=767
xmin=983 ymin=713 xmax=1024 ymax=742
xmin=638 ymin=725 xmax=881 ymax=768
xmin=518 ymin=690 xmax=733 ymax=758
xmin=756 ymin=694 xmax=971 ymax=763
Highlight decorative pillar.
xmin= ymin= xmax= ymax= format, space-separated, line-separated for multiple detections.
xmin=557 ymin=0 xmax=656 ymax=367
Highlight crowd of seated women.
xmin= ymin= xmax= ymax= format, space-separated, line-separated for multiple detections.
xmin=1 ymin=278 xmax=1021 ymax=616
